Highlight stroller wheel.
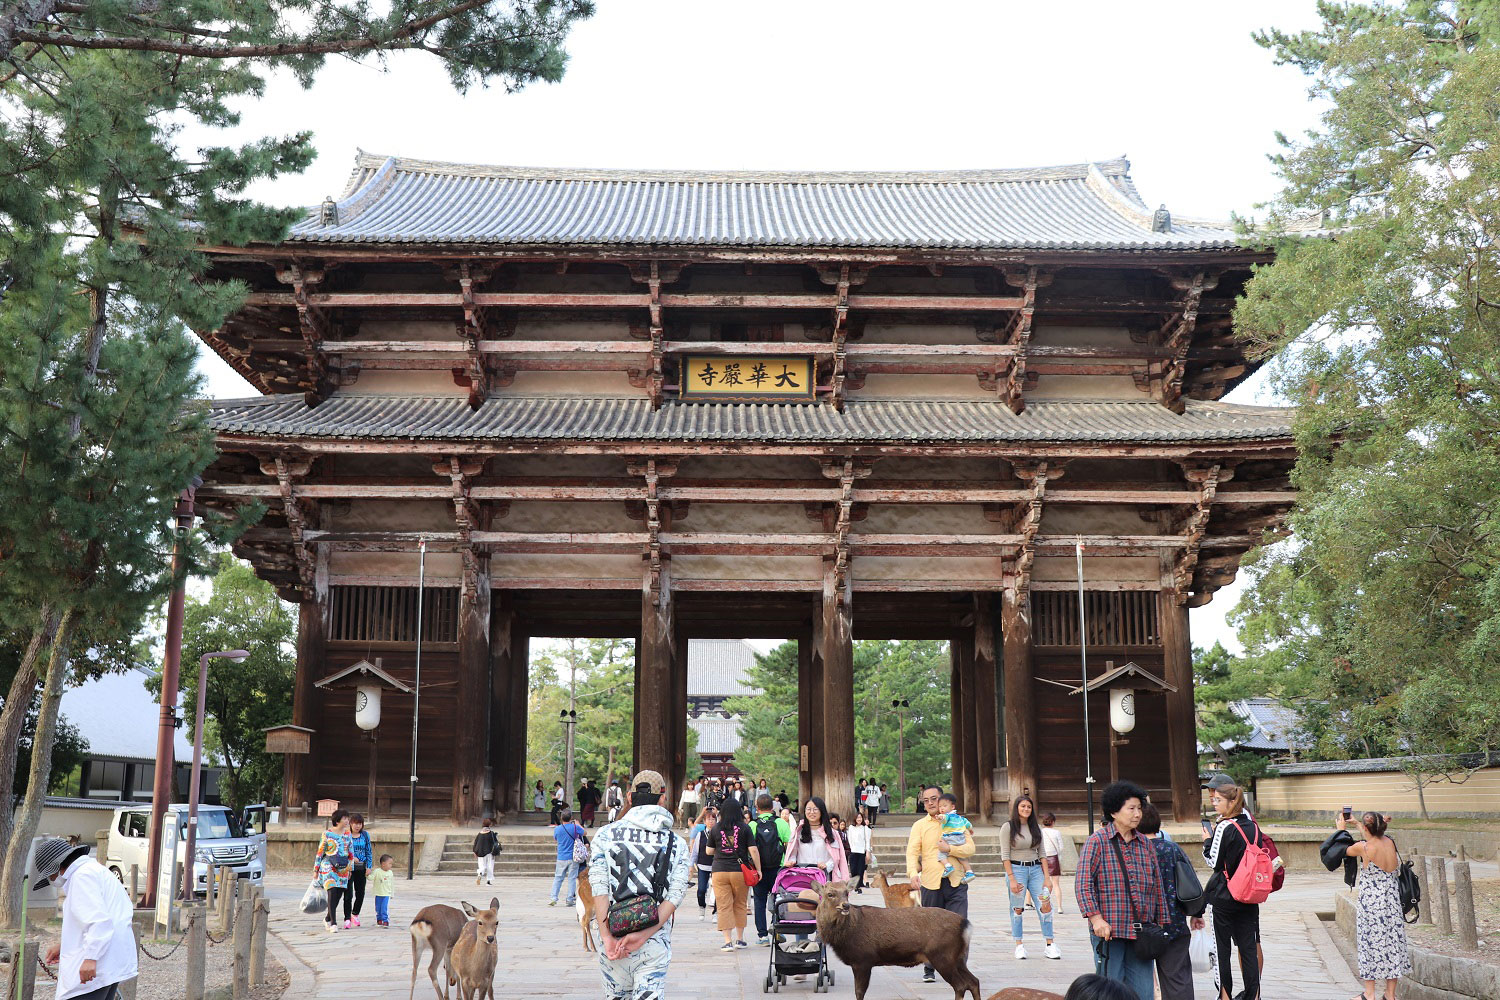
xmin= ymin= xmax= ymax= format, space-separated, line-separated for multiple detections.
xmin=772 ymin=977 xmax=780 ymax=993
xmin=763 ymin=974 xmax=772 ymax=993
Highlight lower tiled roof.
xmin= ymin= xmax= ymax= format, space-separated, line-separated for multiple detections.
xmin=206 ymin=394 xmax=1294 ymax=444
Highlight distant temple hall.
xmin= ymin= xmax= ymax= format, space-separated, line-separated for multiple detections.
xmin=196 ymin=155 xmax=1300 ymax=823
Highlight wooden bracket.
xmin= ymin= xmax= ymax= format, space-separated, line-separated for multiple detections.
xmin=436 ymin=456 xmax=490 ymax=605
xmin=1008 ymin=459 xmax=1052 ymax=604
xmin=997 ymin=267 xmax=1043 ymax=412
xmin=275 ymin=265 xmax=333 ymax=405
xmin=1155 ymin=271 xmax=1220 ymax=413
xmin=1171 ymin=462 xmax=1223 ymax=603
xmin=452 ymin=262 xmax=500 ymax=409
xmin=262 ymin=454 xmax=318 ymax=595
xmin=637 ymin=458 xmax=679 ymax=605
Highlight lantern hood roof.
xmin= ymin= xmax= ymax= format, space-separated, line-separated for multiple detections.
xmin=314 ymin=657 xmax=413 ymax=692
xmin=1066 ymin=659 xmax=1177 ymax=695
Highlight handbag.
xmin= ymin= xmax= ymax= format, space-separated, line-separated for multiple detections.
xmin=572 ymin=826 xmax=590 ymax=864
xmin=733 ymin=826 xmax=761 ymax=887
xmin=606 ymin=835 xmax=676 ymax=937
xmin=1108 ymin=835 xmax=1171 ymax=961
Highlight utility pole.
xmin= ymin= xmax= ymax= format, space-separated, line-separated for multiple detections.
xmin=891 ymin=699 xmax=910 ymax=805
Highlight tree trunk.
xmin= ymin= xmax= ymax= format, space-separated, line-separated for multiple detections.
xmin=1415 ymin=774 xmax=1430 ymax=821
xmin=0 ymin=607 xmax=75 ymax=930
xmin=0 ymin=607 xmax=56 ymax=856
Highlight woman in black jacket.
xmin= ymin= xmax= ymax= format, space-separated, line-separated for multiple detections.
xmin=705 ymin=796 xmax=761 ymax=951
xmin=1201 ymin=782 xmax=1261 ymax=1000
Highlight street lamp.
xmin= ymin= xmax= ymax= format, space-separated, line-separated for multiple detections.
xmin=182 ymin=649 xmax=249 ymax=901
xmin=560 ymin=709 xmax=579 ymax=802
xmin=891 ymin=699 xmax=910 ymax=806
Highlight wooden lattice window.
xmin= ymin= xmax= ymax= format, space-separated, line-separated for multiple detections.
xmin=1031 ymin=591 xmax=1159 ymax=647
xmin=328 ymin=586 xmax=459 ymax=643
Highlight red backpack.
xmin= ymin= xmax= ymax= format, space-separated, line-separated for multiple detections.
xmin=1262 ymin=832 xmax=1286 ymax=892
xmin=1226 ymin=820 xmax=1274 ymax=904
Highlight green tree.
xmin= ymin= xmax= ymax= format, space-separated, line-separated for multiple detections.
xmin=724 ymin=642 xmax=800 ymax=794
xmin=1229 ymin=2 xmax=1500 ymax=782
xmin=1193 ymin=642 xmax=1277 ymax=787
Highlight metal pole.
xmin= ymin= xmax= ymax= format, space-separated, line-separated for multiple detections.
xmin=146 ymin=487 xmax=194 ymax=907
xmin=407 ymin=539 xmax=426 ymax=880
xmin=897 ymin=709 xmax=905 ymax=805
xmin=1076 ymin=537 xmax=1096 ymax=833
xmin=182 ymin=652 xmax=210 ymax=901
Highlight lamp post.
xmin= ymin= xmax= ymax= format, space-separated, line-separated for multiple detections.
xmin=891 ymin=699 xmax=910 ymax=805
xmin=560 ymin=709 xmax=579 ymax=802
xmin=182 ymin=648 xmax=249 ymax=902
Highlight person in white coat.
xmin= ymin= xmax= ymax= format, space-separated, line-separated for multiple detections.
xmin=33 ymin=837 xmax=137 ymax=1000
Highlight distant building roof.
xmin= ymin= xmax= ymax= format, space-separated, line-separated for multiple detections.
xmin=1224 ymin=698 xmax=1307 ymax=754
xmin=687 ymin=639 xmax=759 ymax=699
xmin=57 ymin=669 xmax=194 ymax=761
xmin=290 ymin=153 xmax=1251 ymax=251
xmin=689 ymin=713 xmax=745 ymax=755
xmin=1270 ymin=751 xmax=1500 ymax=777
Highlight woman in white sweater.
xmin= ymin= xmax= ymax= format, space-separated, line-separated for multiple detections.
xmin=846 ymin=812 xmax=873 ymax=891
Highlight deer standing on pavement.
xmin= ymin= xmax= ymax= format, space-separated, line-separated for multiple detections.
xmin=409 ymin=903 xmax=465 ymax=1000
xmin=451 ymin=897 xmax=500 ymax=1000
xmin=576 ymin=869 xmax=598 ymax=952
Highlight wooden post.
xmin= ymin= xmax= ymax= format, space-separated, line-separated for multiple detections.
xmin=1429 ymin=856 xmax=1452 ymax=934
xmin=130 ymin=864 xmax=140 ymax=906
xmin=217 ymin=867 xmax=235 ymax=936
xmin=972 ymin=594 xmax=1000 ymax=822
xmin=453 ymin=554 xmax=491 ymax=822
xmin=807 ymin=618 xmax=826 ymax=805
xmin=669 ymin=624 xmax=690 ymax=800
xmin=288 ymin=595 xmax=326 ymax=812
xmin=635 ymin=560 xmax=675 ymax=778
xmin=1000 ymin=587 xmax=1036 ymax=802
xmin=957 ymin=634 xmax=979 ymax=815
xmin=185 ymin=903 xmax=207 ymax=1000
xmin=797 ymin=631 xmax=814 ymax=808
xmin=119 ymin=923 xmax=141 ymax=1000
xmin=489 ymin=596 xmax=526 ymax=816
xmin=250 ymin=893 xmax=270 ymax=986
xmin=1453 ymin=859 xmax=1478 ymax=950
xmin=819 ymin=559 xmax=856 ymax=822
xmin=232 ymin=893 xmax=253 ymax=999
xmin=1416 ymin=856 xmax=1433 ymax=924
xmin=1158 ymin=576 xmax=1199 ymax=822
xmin=206 ymin=864 xmax=217 ymax=913
xmin=12 ymin=939 xmax=38 ymax=1000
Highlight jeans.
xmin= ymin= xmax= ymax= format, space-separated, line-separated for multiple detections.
xmin=551 ymin=858 xmax=579 ymax=904
xmin=919 ymin=881 xmax=969 ymax=976
xmin=1092 ymin=934 xmax=1157 ymax=1000
xmin=696 ymin=868 xmax=711 ymax=910
xmin=375 ymin=895 xmax=390 ymax=923
xmin=598 ymin=924 xmax=672 ymax=999
xmin=753 ymin=875 xmax=774 ymax=937
xmin=1006 ymin=862 xmax=1053 ymax=941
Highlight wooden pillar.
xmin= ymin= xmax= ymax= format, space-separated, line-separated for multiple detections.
xmin=287 ymin=594 xmax=324 ymax=812
xmin=973 ymin=593 xmax=1000 ymax=822
xmin=819 ymin=562 xmax=855 ymax=821
xmin=949 ymin=641 xmax=967 ymax=806
xmin=669 ymin=626 xmax=689 ymax=800
xmin=797 ymin=631 xmax=815 ymax=807
xmin=957 ymin=635 xmax=980 ymax=814
xmin=1001 ymin=587 xmax=1037 ymax=802
xmin=452 ymin=558 xmax=490 ymax=822
xmin=1159 ymin=576 xmax=1198 ymax=822
xmin=635 ymin=562 xmax=675 ymax=778
xmin=490 ymin=595 xmax=527 ymax=817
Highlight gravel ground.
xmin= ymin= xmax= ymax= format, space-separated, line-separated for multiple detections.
xmin=1 ymin=920 xmax=289 ymax=1000
xmin=1408 ymin=874 xmax=1500 ymax=960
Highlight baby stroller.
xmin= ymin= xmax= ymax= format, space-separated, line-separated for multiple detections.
xmin=764 ymin=866 xmax=835 ymax=993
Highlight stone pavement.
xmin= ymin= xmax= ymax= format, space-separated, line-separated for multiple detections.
xmin=262 ymin=870 xmax=1357 ymax=998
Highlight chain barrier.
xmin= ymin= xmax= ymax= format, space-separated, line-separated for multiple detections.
xmin=205 ymin=928 xmax=229 ymax=946
xmin=137 ymin=931 xmax=188 ymax=962
xmin=36 ymin=954 xmax=57 ymax=981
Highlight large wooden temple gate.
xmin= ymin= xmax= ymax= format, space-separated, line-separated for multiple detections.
xmin=195 ymin=156 xmax=1299 ymax=824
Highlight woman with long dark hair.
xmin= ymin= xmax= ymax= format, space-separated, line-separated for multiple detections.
xmin=706 ymin=795 xmax=760 ymax=949
xmin=1001 ymin=794 xmax=1059 ymax=960
xmin=1202 ymin=781 xmax=1262 ymax=1000
xmin=1340 ymin=810 xmax=1409 ymax=1000
xmin=782 ymin=796 xmax=850 ymax=880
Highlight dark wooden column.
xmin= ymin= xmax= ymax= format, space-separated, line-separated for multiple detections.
xmin=1159 ymin=576 xmax=1198 ymax=821
xmin=819 ymin=562 xmax=856 ymax=821
xmin=1001 ymin=586 xmax=1037 ymax=802
xmin=669 ymin=625 xmax=689 ymax=800
xmin=957 ymin=634 xmax=980 ymax=814
xmin=453 ymin=558 xmax=490 ymax=822
xmin=487 ymin=594 xmax=514 ymax=815
xmin=287 ymin=595 xmax=325 ymax=813
xmin=949 ymin=641 xmax=968 ymax=807
xmin=797 ymin=631 xmax=815 ymax=807
xmin=635 ymin=562 xmax=675 ymax=778
xmin=973 ymin=593 xmax=1000 ymax=822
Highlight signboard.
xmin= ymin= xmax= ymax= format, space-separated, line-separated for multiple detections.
xmin=681 ymin=356 xmax=815 ymax=401
xmin=264 ymin=725 xmax=312 ymax=754
xmin=154 ymin=818 xmax=178 ymax=930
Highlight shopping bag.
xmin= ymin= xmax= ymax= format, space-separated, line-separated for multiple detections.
xmin=1188 ymin=927 xmax=1211 ymax=972
xmin=301 ymin=877 xmax=327 ymax=915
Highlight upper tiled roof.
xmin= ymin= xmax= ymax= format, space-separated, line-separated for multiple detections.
xmin=1225 ymin=697 xmax=1308 ymax=753
xmin=206 ymin=395 xmax=1294 ymax=445
xmin=285 ymin=152 xmax=1244 ymax=250
xmin=687 ymin=639 xmax=759 ymax=698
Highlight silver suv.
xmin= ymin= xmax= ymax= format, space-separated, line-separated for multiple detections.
xmin=107 ymin=804 xmax=266 ymax=893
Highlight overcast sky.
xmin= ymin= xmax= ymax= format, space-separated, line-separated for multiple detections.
xmin=193 ymin=0 xmax=1329 ymax=652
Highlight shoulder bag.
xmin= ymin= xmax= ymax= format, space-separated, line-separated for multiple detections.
xmin=606 ymin=834 xmax=676 ymax=938
xmin=1108 ymin=834 xmax=1171 ymax=961
xmin=735 ymin=825 xmax=761 ymax=887
xmin=1390 ymin=837 xmax=1421 ymax=923
xmin=572 ymin=825 xmax=590 ymax=864
xmin=1172 ymin=842 xmax=1207 ymax=917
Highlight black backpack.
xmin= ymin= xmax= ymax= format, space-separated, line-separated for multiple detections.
xmin=1392 ymin=838 xmax=1421 ymax=923
xmin=752 ymin=817 xmax=784 ymax=872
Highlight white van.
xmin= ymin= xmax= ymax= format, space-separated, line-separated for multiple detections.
xmin=107 ymin=803 xmax=267 ymax=893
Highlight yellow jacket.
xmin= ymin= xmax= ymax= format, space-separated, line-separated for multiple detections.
xmin=905 ymin=813 xmax=975 ymax=890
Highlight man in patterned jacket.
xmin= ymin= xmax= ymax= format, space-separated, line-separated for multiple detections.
xmin=588 ymin=769 xmax=691 ymax=1000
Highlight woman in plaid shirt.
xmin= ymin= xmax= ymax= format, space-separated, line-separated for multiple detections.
xmin=1074 ymin=780 xmax=1171 ymax=1000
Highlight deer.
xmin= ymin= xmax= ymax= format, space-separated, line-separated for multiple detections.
xmin=576 ymin=867 xmax=598 ymax=952
xmin=451 ymin=897 xmax=500 ymax=1000
xmin=873 ymin=869 xmax=916 ymax=908
xmin=815 ymin=879 xmax=980 ymax=1000
xmin=409 ymin=903 xmax=465 ymax=1000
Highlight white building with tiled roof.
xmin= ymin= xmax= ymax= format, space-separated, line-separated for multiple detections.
xmin=687 ymin=640 xmax=759 ymax=776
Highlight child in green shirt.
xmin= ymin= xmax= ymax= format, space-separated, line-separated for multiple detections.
xmin=940 ymin=799 xmax=977 ymax=884
xmin=371 ymin=854 xmax=394 ymax=926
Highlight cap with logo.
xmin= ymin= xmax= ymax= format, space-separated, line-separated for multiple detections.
xmin=630 ymin=769 xmax=666 ymax=795
xmin=31 ymin=837 xmax=89 ymax=890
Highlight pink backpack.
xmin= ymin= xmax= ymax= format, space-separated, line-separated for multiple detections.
xmin=1226 ymin=820 xmax=1274 ymax=904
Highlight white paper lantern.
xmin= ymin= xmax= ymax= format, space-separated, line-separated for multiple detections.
xmin=355 ymin=683 xmax=381 ymax=731
xmin=1110 ymin=689 xmax=1136 ymax=733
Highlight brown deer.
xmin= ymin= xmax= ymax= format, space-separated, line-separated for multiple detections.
xmin=816 ymin=879 xmax=980 ymax=1000
xmin=873 ymin=869 xmax=916 ymax=908
xmin=409 ymin=903 xmax=465 ymax=1000
xmin=451 ymin=897 xmax=500 ymax=1000
xmin=576 ymin=869 xmax=598 ymax=952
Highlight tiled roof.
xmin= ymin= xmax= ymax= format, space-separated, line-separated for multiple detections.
xmin=687 ymin=639 xmax=759 ymax=698
xmin=207 ymin=395 xmax=1294 ymax=445
xmin=1225 ymin=697 xmax=1308 ymax=753
xmin=689 ymin=713 xmax=745 ymax=755
xmin=286 ymin=152 xmax=1244 ymax=250
xmin=58 ymin=669 xmax=195 ymax=761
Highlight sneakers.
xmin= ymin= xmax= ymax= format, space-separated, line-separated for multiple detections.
xmin=960 ymin=870 xmax=977 ymax=884
xmin=720 ymin=942 xmax=735 ymax=951
xmin=350 ymin=916 xmax=361 ymax=927
xmin=343 ymin=919 xmax=352 ymax=930
xmin=757 ymin=935 xmax=770 ymax=946
xmin=377 ymin=919 xmax=389 ymax=928
xmin=486 ymin=879 xmax=493 ymax=885
xmin=942 ymin=863 xmax=955 ymax=878
xmin=735 ymin=940 xmax=748 ymax=948
xmin=548 ymin=900 xmax=558 ymax=907
xmin=1014 ymin=944 xmax=1027 ymax=960
xmin=1044 ymin=942 xmax=1061 ymax=960
xmin=476 ymin=875 xmax=482 ymax=885
xmin=325 ymin=923 xmax=338 ymax=934
xmin=699 ymin=908 xmax=707 ymax=921
xmin=921 ymin=971 xmax=936 ymax=983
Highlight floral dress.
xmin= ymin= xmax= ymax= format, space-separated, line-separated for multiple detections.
xmin=315 ymin=830 xmax=354 ymax=890
xmin=1355 ymin=861 xmax=1412 ymax=981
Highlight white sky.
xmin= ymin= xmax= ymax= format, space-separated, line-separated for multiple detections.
xmin=191 ymin=0 xmax=1330 ymax=653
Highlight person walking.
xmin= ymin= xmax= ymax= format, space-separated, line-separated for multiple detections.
xmin=605 ymin=779 xmax=624 ymax=823
xmin=371 ymin=854 xmax=395 ymax=927
xmin=1339 ymin=810 xmax=1410 ymax=1000
xmin=865 ymin=781 xmax=884 ymax=828
xmin=706 ymin=796 xmax=761 ymax=950
xmin=314 ymin=809 xmax=355 ymax=933
xmin=1201 ymin=773 xmax=1263 ymax=996
xmin=1001 ymin=794 xmax=1060 ymax=960
xmin=905 ymin=784 xmax=975 ymax=984
xmin=1201 ymin=781 xmax=1263 ymax=1000
xmin=473 ymin=816 xmax=499 ymax=886
xmin=689 ymin=805 xmax=717 ymax=920
xmin=1075 ymin=780 xmax=1170 ymax=1000
xmin=678 ymin=779 xmax=699 ymax=828
xmin=346 ymin=813 xmax=373 ymax=927
xmin=1040 ymin=812 xmax=1065 ymax=913
xmin=550 ymin=781 xmax=566 ymax=825
xmin=550 ymin=808 xmax=589 ymax=907
xmin=750 ymin=793 xmax=791 ymax=943
xmin=588 ymin=769 xmax=691 ymax=999
xmin=1139 ymin=802 xmax=1202 ymax=1000
xmin=579 ymin=778 xmax=599 ymax=827
xmin=784 ymin=795 xmax=850 ymax=881
xmin=846 ymin=811 xmax=872 ymax=891
xmin=32 ymin=837 xmax=137 ymax=1000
